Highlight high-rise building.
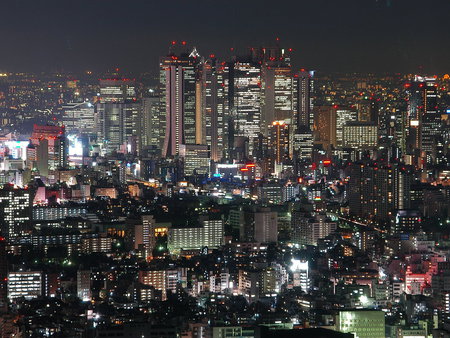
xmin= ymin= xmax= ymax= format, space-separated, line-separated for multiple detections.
xmin=314 ymin=106 xmax=337 ymax=149
xmin=196 ymin=58 xmax=229 ymax=161
xmin=406 ymin=76 xmax=441 ymax=161
xmin=30 ymin=124 xmax=67 ymax=177
xmin=0 ymin=185 xmax=33 ymax=240
xmin=336 ymin=108 xmax=357 ymax=148
xmin=97 ymin=103 xmax=141 ymax=154
xmin=96 ymin=78 xmax=141 ymax=154
xmin=62 ymin=102 xmax=97 ymax=137
xmin=295 ymin=69 xmax=314 ymax=131
xmin=160 ymin=51 xmax=199 ymax=157
xmin=268 ymin=121 xmax=290 ymax=164
xmin=230 ymin=59 xmax=262 ymax=155
xmin=258 ymin=46 xmax=293 ymax=135
xmin=98 ymin=78 xmax=137 ymax=103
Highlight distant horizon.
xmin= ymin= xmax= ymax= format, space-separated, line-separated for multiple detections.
xmin=1 ymin=0 xmax=449 ymax=74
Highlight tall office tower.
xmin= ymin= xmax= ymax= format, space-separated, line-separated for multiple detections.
xmin=268 ymin=121 xmax=290 ymax=165
xmin=335 ymin=107 xmax=357 ymax=148
xmin=196 ymin=58 xmax=228 ymax=161
xmin=30 ymin=124 xmax=67 ymax=178
xmin=141 ymin=96 xmax=160 ymax=150
xmin=98 ymin=78 xmax=137 ymax=103
xmin=97 ymin=102 xmax=141 ymax=154
xmin=97 ymin=78 xmax=141 ymax=154
xmin=62 ymin=102 xmax=97 ymax=137
xmin=255 ymin=46 xmax=293 ymax=136
xmin=347 ymin=164 xmax=411 ymax=221
xmin=295 ymin=69 xmax=314 ymax=131
xmin=314 ymin=106 xmax=337 ymax=149
xmin=406 ymin=76 xmax=441 ymax=161
xmin=160 ymin=51 xmax=198 ymax=157
xmin=229 ymin=58 xmax=262 ymax=155
xmin=293 ymin=126 xmax=314 ymax=161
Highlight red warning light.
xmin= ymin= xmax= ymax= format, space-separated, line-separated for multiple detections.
xmin=181 ymin=41 xmax=186 ymax=46
xmin=171 ymin=41 xmax=176 ymax=45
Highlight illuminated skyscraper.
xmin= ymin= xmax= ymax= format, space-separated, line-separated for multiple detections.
xmin=295 ymin=69 xmax=314 ymax=131
xmin=336 ymin=107 xmax=358 ymax=148
xmin=98 ymin=78 xmax=137 ymax=103
xmin=97 ymin=78 xmax=141 ymax=154
xmin=30 ymin=124 xmax=67 ymax=178
xmin=268 ymin=121 xmax=290 ymax=165
xmin=406 ymin=76 xmax=441 ymax=162
xmin=62 ymin=102 xmax=97 ymax=137
xmin=257 ymin=46 xmax=294 ymax=135
xmin=160 ymin=51 xmax=199 ymax=157
xmin=196 ymin=57 xmax=229 ymax=161
xmin=97 ymin=102 xmax=141 ymax=154
xmin=230 ymin=59 xmax=262 ymax=155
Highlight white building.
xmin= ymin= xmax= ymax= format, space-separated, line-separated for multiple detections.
xmin=8 ymin=271 xmax=42 ymax=300
xmin=168 ymin=217 xmax=223 ymax=253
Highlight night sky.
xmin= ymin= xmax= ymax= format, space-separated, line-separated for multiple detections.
xmin=1 ymin=0 xmax=449 ymax=74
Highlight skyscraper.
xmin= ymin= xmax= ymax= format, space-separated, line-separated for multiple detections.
xmin=97 ymin=78 xmax=141 ymax=154
xmin=62 ymin=101 xmax=97 ymax=137
xmin=406 ymin=76 xmax=441 ymax=162
xmin=295 ymin=69 xmax=314 ymax=131
xmin=229 ymin=58 xmax=262 ymax=155
xmin=196 ymin=57 xmax=228 ymax=161
xmin=160 ymin=51 xmax=199 ymax=157
xmin=258 ymin=46 xmax=293 ymax=135
xmin=30 ymin=124 xmax=67 ymax=178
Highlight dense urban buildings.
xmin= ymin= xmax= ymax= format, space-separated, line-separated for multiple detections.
xmin=0 ymin=40 xmax=449 ymax=338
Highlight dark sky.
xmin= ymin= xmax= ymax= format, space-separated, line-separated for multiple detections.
xmin=0 ymin=0 xmax=449 ymax=75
